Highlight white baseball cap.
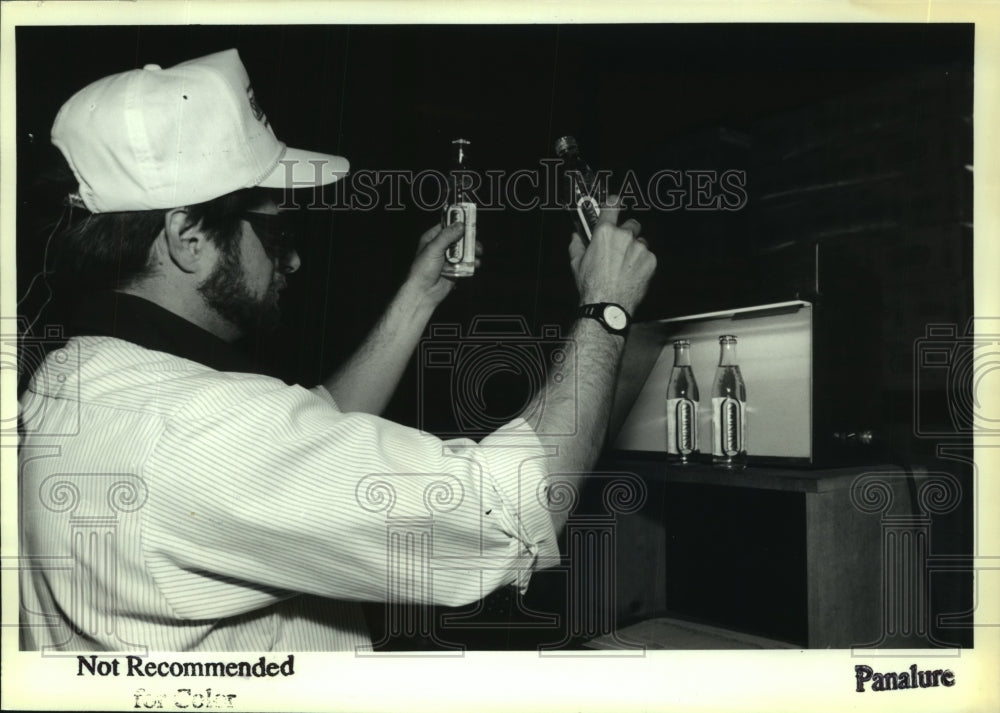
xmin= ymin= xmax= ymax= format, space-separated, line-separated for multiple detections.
xmin=51 ymin=49 xmax=349 ymax=213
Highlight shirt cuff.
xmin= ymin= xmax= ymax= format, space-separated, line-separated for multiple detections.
xmin=477 ymin=418 xmax=561 ymax=586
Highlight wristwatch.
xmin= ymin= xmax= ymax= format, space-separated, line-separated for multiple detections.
xmin=577 ymin=302 xmax=631 ymax=337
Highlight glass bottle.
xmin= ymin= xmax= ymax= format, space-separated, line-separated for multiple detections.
xmin=554 ymin=135 xmax=606 ymax=243
xmin=441 ymin=138 xmax=477 ymax=277
xmin=711 ymin=335 xmax=747 ymax=469
xmin=666 ymin=339 xmax=700 ymax=465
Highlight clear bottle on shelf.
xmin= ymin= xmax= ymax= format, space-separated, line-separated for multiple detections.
xmin=665 ymin=339 xmax=700 ymax=465
xmin=711 ymin=335 xmax=747 ymax=469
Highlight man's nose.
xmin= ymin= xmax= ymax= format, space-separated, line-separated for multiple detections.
xmin=280 ymin=249 xmax=301 ymax=274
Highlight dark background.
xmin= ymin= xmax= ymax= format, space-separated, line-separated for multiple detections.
xmin=15 ymin=23 xmax=972 ymax=422
xmin=15 ymin=23 xmax=976 ymax=648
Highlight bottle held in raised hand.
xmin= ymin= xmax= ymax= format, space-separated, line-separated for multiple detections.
xmin=442 ymin=138 xmax=477 ymax=277
xmin=711 ymin=335 xmax=747 ymax=469
xmin=554 ymin=135 xmax=606 ymax=244
xmin=666 ymin=339 xmax=700 ymax=465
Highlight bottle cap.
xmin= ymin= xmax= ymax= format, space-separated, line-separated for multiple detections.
xmin=451 ymin=138 xmax=470 ymax=164
xmin=554 ymin=135 xmax=579 ymax=156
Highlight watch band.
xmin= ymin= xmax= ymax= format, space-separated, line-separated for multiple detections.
xmin=577 ymin=302 xmax=631 ymax=336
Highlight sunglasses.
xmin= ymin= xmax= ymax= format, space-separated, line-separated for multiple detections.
xmin=243 ymin=212 xmax=296 ymax=260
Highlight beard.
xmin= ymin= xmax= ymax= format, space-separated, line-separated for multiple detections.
xmin=198 ymin=241 xmax=282 ymax=335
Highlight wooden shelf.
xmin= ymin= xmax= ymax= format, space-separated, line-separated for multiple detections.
xmin=606 ymin=454 xmax=905 ymax=494
xmin=601 ymin=454 xmax=919 ymax=647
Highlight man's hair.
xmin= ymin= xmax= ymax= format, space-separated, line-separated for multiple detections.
xmin=53 ymin=189 xmax=255 ymax=293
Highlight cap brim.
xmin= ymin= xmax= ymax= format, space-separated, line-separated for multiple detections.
xmin=258 ymin=147 xmax=350 ymax=190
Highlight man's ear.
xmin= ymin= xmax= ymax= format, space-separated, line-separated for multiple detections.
xmin=163 ymin=208 xmax=212 ymax=274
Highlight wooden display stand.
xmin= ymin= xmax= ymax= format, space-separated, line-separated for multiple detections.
xmin=597 ymin=458 xmax=949 ymax=649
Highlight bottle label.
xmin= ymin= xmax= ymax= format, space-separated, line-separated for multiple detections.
xmin=712 ymin=397 xmax=746 ymax=457
xmin=442 ymin=202 xmax=477 ymax=275
xmin=666 ymin=398 xmax=698 ymax=455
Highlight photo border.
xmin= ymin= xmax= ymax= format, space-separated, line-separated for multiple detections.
xmin=2 ymin=2 xmax=998 ymax=712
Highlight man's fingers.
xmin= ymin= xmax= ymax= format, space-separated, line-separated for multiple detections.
xmin=620 ymin=218 xmax=642 ymax=239
xmin=568 ymin=232 xmax=586 ymax=268
xmin=417 ymin=222 xmax=465 ymax=254
xmin=417 ymin=224 xmax=441 ymax=250
xmin=430 ymin=222 xmax=465 ymax=250
xmin=595 ymin=193 xmax=621 ymax=228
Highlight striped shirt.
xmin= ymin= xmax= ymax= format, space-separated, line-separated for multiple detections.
xmin=19 ymin=329 xmax=558 ymax=652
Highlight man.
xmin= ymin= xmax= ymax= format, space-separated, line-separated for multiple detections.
xmin=19 ymin=49 xmax=655 ymax=651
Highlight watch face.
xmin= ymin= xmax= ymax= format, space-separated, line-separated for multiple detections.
xmin=602 ymin=304 xmax=628 ymax=331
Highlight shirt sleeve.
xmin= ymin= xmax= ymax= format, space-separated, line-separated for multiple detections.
xmin=141 ymin=374 xmax=560 ymax=618
xmin=308 ymin=384 xmax=340 ymax=410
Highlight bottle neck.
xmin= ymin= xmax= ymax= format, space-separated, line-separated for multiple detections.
xmin=450 ymin=170 xmax=469 ymax=202
xmin=673 ymin=345 xmax=692 ymax=367
xmin=568 ymin=160 xmax=596 ymax=186
xmin=718 ymin=341 xmax=739 ymax=367
xmin=557 ymin=148 xmax=593 ymax=182
xmin=449 ymin=159 xmax=472 ymax=202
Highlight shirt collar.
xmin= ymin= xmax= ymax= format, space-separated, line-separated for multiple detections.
xmin=69 ymin=291 xmax=266 ymax=375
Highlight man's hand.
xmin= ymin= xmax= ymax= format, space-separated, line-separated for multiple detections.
xmin=406 ymin=222 xmax=483 ymax=307
xmin=568 ymin=196 xmax=656 ymax=312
